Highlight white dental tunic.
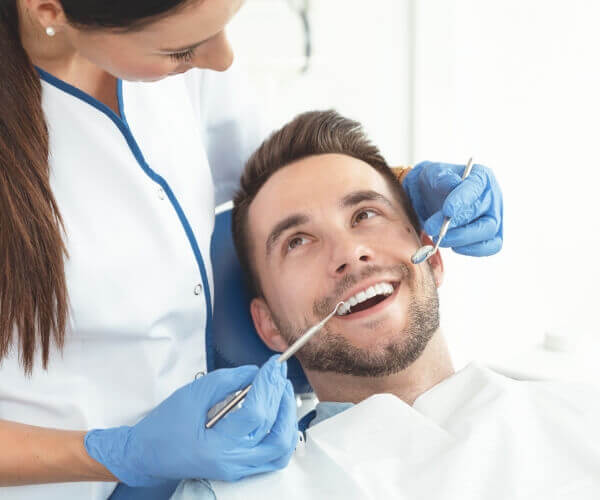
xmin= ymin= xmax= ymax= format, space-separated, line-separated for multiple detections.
xmin=0 ymin=66 xmax=257 ymax=500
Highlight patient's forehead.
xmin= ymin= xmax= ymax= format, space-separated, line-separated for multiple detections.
xmin=248 ymin=153 xmax=397 ymax=251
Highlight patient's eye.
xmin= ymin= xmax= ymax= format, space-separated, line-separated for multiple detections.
xmin=287 ymin=235 xmax=309 ymax=252
xmin=352 ymin=209 xmax=378 ymax=226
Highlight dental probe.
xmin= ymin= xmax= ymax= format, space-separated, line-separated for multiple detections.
xmin=411 ymin=157 xmax=474 ymax=265
xmin=205 ymin=301 xmax=345 ymax=429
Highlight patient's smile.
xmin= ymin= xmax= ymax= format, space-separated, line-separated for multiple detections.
xmin=337 ymin=281 xmax=401 ymax=319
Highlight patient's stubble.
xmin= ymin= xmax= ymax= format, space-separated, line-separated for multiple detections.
xmin=271 ymin=263 xmax=440 ymax=377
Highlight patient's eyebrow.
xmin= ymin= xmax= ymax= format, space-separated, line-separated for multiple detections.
xmin=266 ymin=213 xmax=310 ymax=256
xmin=340 ymin=190 xmax=393 ymax=209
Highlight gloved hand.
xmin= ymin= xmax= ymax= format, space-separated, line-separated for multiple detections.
xmin=85 ymin=355 xmax=298 ymax=486
xmin=402 ymin=161 xmax=503 ymax=256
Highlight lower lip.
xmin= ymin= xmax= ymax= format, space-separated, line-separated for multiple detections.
xmin=337 ymin=282 xmax=401 ymax=321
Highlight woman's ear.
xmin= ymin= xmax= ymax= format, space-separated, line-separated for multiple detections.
xmin=25 ymin=0 xmax=68 ymax=31
xmin=250 ymin=298 xmax=290 ymax=352
xmin=420 ymin=232 xmax=444 ymax=287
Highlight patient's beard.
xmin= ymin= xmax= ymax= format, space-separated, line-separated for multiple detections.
xmin=272 ymin=265 xmax=440 ymax=377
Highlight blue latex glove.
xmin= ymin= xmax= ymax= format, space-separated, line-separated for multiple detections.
xmin=85 ymin=355 xmax=298 ymax=486
xmin=402 ymin=161 xmax=503 ymax=256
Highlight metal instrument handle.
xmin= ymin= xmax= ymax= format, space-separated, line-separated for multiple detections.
xmin=430 ymin=157 xmax=474 ymax=256
xmin=204 ymin=302 xmax=344 ymax=429
xmin=205 ymin=384 xmax=252 ymax=429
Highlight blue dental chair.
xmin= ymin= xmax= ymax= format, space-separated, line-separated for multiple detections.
xmin=110 ymin=203 xmax=311 ymax=500
xmin=207 ymin=203 xmax=311 ymax=392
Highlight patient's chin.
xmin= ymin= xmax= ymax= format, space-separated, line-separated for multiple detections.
xmin=297 ymin=325 xmax=435 ymax=377
xmin=340 ymin=316 xmax=409 ymax=350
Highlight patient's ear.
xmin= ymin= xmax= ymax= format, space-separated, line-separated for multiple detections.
xmin=420 ymin=232 xmax=444 ymax=287
xmin=250 ymin=298 xmax=290 ymax=352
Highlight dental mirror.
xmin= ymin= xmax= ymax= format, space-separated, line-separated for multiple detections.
xmin=411 ymin=157 xmax=474 ymax=265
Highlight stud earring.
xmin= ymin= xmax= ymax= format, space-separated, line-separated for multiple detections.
xmin=46 ymin=26 xmax=56 ymax=37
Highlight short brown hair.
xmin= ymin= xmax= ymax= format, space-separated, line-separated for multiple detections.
xmin=232 ymin=110 xmax=421 ymax=297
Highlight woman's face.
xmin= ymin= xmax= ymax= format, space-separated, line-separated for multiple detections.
xmin=58 ymin=0 xmax=245 ymax=81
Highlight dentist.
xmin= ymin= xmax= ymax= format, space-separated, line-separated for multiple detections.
xmin=0 ymin=1 xmax=503 ymax=499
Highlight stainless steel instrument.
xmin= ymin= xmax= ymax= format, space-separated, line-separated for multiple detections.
xmin=205 ymin=301 xmax=345 ymax=429
xmin=411 ymin=157 xmax=474 ymax=264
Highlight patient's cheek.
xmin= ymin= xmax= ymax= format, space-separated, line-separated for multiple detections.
xmin=392 ymin=225 xmax=420 ymax=254
xmin=397 ymin=225 xmax=416 ymax=242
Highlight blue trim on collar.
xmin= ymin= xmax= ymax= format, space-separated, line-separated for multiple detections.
xmin=298 ymin=409 xmax=317 ymax=434
xmin=37 ymin=67 xmax=214 ymax=361
xmin=37 ymin=66 xmax=124 ymax=121
xmin=117 ymin=79 xmax=127 ymax=125
xmin=109 ymin=480 xmax=179 ymax=500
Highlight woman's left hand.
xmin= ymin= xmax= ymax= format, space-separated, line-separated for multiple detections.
xmin=402 ymin=161 xmax=503 ymax=256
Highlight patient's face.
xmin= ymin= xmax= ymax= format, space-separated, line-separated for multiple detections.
xmin=248 ymin=154 xmax=441 ymax=376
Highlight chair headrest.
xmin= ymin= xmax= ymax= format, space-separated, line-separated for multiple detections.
xmin=208 ymin=204 xmax=312 ymax=394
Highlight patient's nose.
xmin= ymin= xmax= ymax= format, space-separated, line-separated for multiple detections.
xmin=329 ymin=240 xmax=374 ymax=276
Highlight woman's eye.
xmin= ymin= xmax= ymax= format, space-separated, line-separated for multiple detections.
xmin=169 ymin=49 xmax=195 ymax=63
xmin=287 ymin=236 xmax=309 ymax=252
xmin=353 ymin=209 xmax=378 ymax=226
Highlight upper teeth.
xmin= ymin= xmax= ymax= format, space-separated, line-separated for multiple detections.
xmin=337 ymin=282 xmax=395 ymax=315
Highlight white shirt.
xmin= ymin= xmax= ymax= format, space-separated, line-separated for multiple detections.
xmin=181 ymin=363 xmax=600 ymax=500
xmin=0 ymin=67 xmax=234 ymax=500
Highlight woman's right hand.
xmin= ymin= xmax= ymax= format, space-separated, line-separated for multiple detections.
xmin=84 ymin=355 xmax=298 ymax=486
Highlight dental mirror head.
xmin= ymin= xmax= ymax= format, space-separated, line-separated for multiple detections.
xmin=410 ymin=157 xmax=474 ymax=266
xmin=411 ymin=245 xmax=434 ymax=265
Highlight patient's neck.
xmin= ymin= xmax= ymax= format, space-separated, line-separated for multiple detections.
xmin=305 ymin=330 xmax=454 ymax=406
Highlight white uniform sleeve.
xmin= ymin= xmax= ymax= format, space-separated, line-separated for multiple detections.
xmin=185 ymin=64 xmax=268 ymax=205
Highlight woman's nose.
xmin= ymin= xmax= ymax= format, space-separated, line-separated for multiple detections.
xmin=196 ymin=31 xmax=234 ymax=72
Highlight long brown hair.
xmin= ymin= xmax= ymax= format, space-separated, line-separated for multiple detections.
xmin=0 ymin=1 xmax=68 ymax=374
xmin=0 ymin=0 xmax=192 ymax=374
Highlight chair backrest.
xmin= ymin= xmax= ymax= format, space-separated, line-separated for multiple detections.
xmin=208 ymin=203 xmax=312 ymax=394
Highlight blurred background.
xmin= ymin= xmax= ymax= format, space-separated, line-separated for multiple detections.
xmin=226 ymin=0 xmax=600 ymax=384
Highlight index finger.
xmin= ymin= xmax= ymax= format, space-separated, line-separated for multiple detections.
xmin=442 ymin=165 xmax=488 ymax=219
xmin=215 ymin=355 xmax=287 ymax=441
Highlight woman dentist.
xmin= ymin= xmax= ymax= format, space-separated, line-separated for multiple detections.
xmin=0 ymin=0 xmax=503 ymax=499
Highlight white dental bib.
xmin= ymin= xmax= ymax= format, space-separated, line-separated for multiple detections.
xmin=208 ymin=364 xmax=600 ymax=499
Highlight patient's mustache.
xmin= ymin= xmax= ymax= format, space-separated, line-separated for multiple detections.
xmin=313 ymin=264 xmax=410 ymax=317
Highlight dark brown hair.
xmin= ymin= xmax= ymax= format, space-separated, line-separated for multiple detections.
xmin=0 ymin=0 xmax=191 ymax=374
xmin=232 ymin=110 xmax=421 ymax=297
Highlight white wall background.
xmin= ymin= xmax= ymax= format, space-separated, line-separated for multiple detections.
xmin=413 ymin=0 xmax=600 ymax=378
xmin=227 ymin=0 xmax=413 ymax=162
xmin=227 ymin=0 xmax=600 ymax=380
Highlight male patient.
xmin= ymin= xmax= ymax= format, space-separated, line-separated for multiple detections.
xmin=174 ymin=111 xmax=600 ymax=499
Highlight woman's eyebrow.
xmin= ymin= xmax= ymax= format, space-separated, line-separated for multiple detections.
xmin=158 ymin=38 xmax=209 ymax=53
